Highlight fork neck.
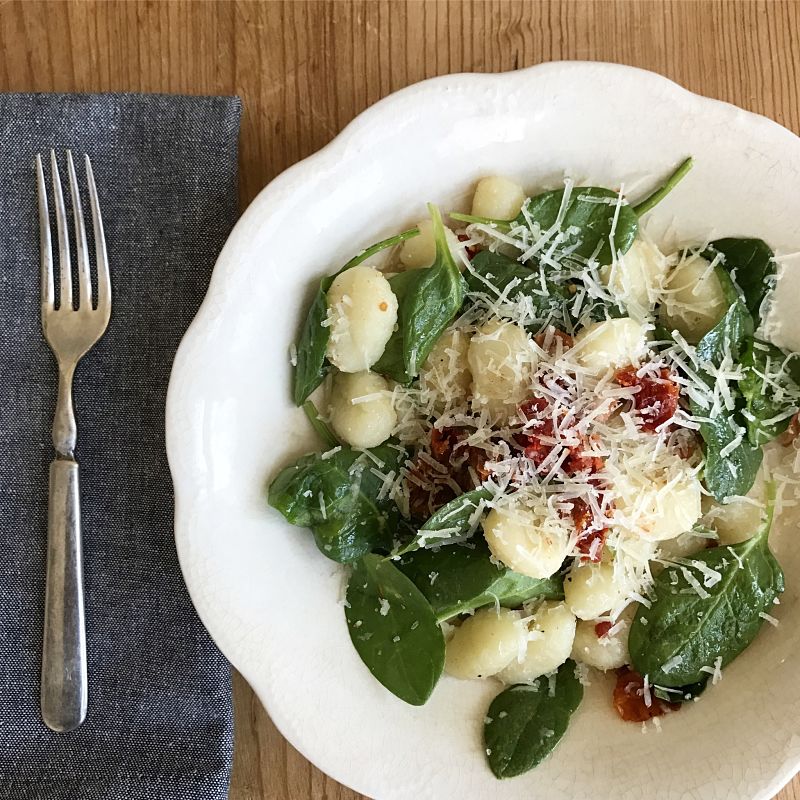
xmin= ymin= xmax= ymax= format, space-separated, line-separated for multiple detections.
xmin=52 ymin=362 xmax=77 ymax=459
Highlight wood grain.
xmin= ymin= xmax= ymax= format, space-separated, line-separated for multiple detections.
xmin=0 ymin=1 xmax=797 ymax=798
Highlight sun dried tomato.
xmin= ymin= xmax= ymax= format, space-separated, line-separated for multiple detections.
xmin=516 ymin=397 xmax=605 ymax=476
xmin=594 ymin=620 xmax=613 ymax=638
xmin=456 ymin=233 xmax=478 ymax=260
xmin=533 ymin=328 xmax=574 ymax=353
xmin=615 ymin=366 xmax=680 ymax=433
xmin=781 ymin=412 xmax=800 ymax=445
xmin=563 ymin=434 xmax=606 ymax=475
xmin=612 ymin=667 xmax=679 ymax=723
xmin=571 ymin=497 xmax=609 ymax=562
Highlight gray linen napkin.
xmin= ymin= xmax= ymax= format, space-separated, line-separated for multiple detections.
xmin=0 ymin=93 xmax=241 ymax=800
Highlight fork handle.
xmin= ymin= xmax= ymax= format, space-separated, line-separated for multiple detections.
xmin=41 ymin=459 xmax=87 ymax=732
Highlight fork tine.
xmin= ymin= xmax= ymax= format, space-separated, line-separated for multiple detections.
xmin=36 ymin=155 xmax=55 ymax=312
xmin=84 ymin=155 xmax=110 ymax=313
xmin=66 ymin=151 xmax=92 ymax=310
xmin=50 ymin=151 xmax=72 ymax=311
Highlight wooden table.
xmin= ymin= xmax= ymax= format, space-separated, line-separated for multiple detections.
xmin=1 ymin=1 xmax=797 ymax=797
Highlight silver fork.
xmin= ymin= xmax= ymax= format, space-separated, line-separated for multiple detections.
xmin=36 ymin=151 xmax=111 ymax=732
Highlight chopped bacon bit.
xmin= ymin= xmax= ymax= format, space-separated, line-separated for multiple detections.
xmin=594 ymin=621 xmax=613 ymax=638
xmin=615 ymin=366 xmax=680 ymax=433
xmin=613 ymin=667 xmax=679 ymax=722
xmin=456 ymin=233 xmax=478 ymax=260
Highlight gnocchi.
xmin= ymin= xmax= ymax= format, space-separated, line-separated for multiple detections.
xmin=445 ymin=608 xmax=526 ymax=680
xmin=328 ymin=370 xmax=396 ymax=449
xmin=468 ymin=319 xmax=534 ymax=417
xmin=482 ymin=497 xmax=571 ymax=579
xmin=600 ymin=237 xmax=668 ymax=313
xmin=325 ymin=266 xmax=398 ymax=372
xmin=399 ymin=219 xmax=464 ymax=270
xmin=420 ymin=327 xmax=472 ymax=408
xmin=572 ymin=317 xmax=648 ymax=374
xmin=570 ymin=605 xmax=636 ymax=671
xmin=497 ymin=601 xmax=577 ymax=684
xmin=659 ymin=254 xmax=727 ymax=343
xmin=614 ymin=469 xmax=703 ymax=541
xmin=564 ymin=558 xmax=627 ymax=621
xmin=471 ymin=176 xmax=526 ymax=221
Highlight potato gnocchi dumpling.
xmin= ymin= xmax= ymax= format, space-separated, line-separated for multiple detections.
xmin=497 ymin=601 xmax=577 ymax=684
xmin=614 ymin=468 xmax=703 ymax=542
xmin=420 ymin=327 xmax=472 ymax=408
xmin=399 ymin=219 xmax=464 ymax=270
xmin=659 ymin=254 xmax=727 ymax=343
xmin=572 ymin=317 xmax=648 ymax=374
xmin=564 ymin=558 xmax=627 ymax=621
xmin=471 ymin=176 xmax=526 ymax=221
xmin=325 ymin=266 xmax=398 ymax=372
xmin=328 ymin=370 xmax=396 ymax=449
xmin=570 ymin=605 xmax=636 ymax=671
xmin=468 ymin=319 xmax=534 ymax=417
xmin=445 ymin=608 xmax=526 ymax=680
xmin=482 ymin=499 xmax=571 ymax=580
xmin=600 ymin=237 xmax=669 ymax=313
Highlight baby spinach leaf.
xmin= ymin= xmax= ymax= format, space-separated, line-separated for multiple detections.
xmin=484 ymin=661 xmax=583 ymax=779
xmin=704 ymin=238 xmax=775 ymax=322
xmin=302 ymin=399 xmax=338 ymax=447
xmin=398 ymin=539 xmax=563 ymax=621
xmin=393 ymin=486 xmax=493 ymax=556
xmin=292 ymin=229 xmax=420 ymax=405
xmin=695 ymin=295 xmax=753 ymax=365
xmin=375 ymin=205 xmax=467 ymax=384
xmin=464 ymin=250 xmax=569 ymax=322
xmin=740 ymin=340 xmax=800 ymax=446
xmin=632 ymin=157 xmax=694 ymax=217
xmin=518 ymin=186 xmax=638 ymax=264
xmin=345 ymin=554 xmax=445 ymax=706
xmin=692 ymin=408 xmax=763 ymax=502
xmin=268 ymin=443 xmax=405 ymax=563
xmin=652 ymin=678 xmax=708 ymax=704
xmin=692 ymin=298 xmax=760 ymax=500
xmin=629 ymin=486 xmax=783 ymax=687
xmin=454 ymin=186 xmax=638 ymax=265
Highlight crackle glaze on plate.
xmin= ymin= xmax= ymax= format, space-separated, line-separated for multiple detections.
xmin=166 ymin=62 xmax=800 ymax=800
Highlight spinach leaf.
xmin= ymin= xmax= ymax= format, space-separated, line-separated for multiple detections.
xmin=345 ymin=554 xmax=445 ymax=706
xmin=374 ymin=205 xmax=467 ymax=384
xmin=398 ymin=539 xmax=563 ymax=621
xmin=453 ymin=186 xmax=637 ymax=264
xmin=692 ymin=297 xmax=761 ymax=500
xmin=464 ymin=250 xmax=569 ymax=322
xmin=740 ymin=339 xmax=800 ymax=446
xmin=484 ymin=661 xmax=583 ymax=779
xmin=652 ymin=677 xmax=708 ymax=704
xmin=692 ymin=409 xmax=763 ymax=502
xmin=302 ymin=399 xmax=338 ymax=448
xmin=632 ymin=157 xmax=694 ymax=217
xmin=393 ymin=486 xmax=493 ymax=556
xmin=268 ymin=443 xmax=405 ymax=563
xmin=695 ymin=295 xmax=753 ymax=365
xmin=704 ymin=238 xmax=775 ymax=322
xmin=519 ymin=186 xmax=638 ymax=264
xmin=292 ymin=229 xmax=420 ymax=405
xmin=629 ymin=485 xmax=783 ymax=687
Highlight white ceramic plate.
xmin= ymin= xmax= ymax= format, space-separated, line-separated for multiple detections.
xmin=166 ymin=62 xmax=800 ymax=800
